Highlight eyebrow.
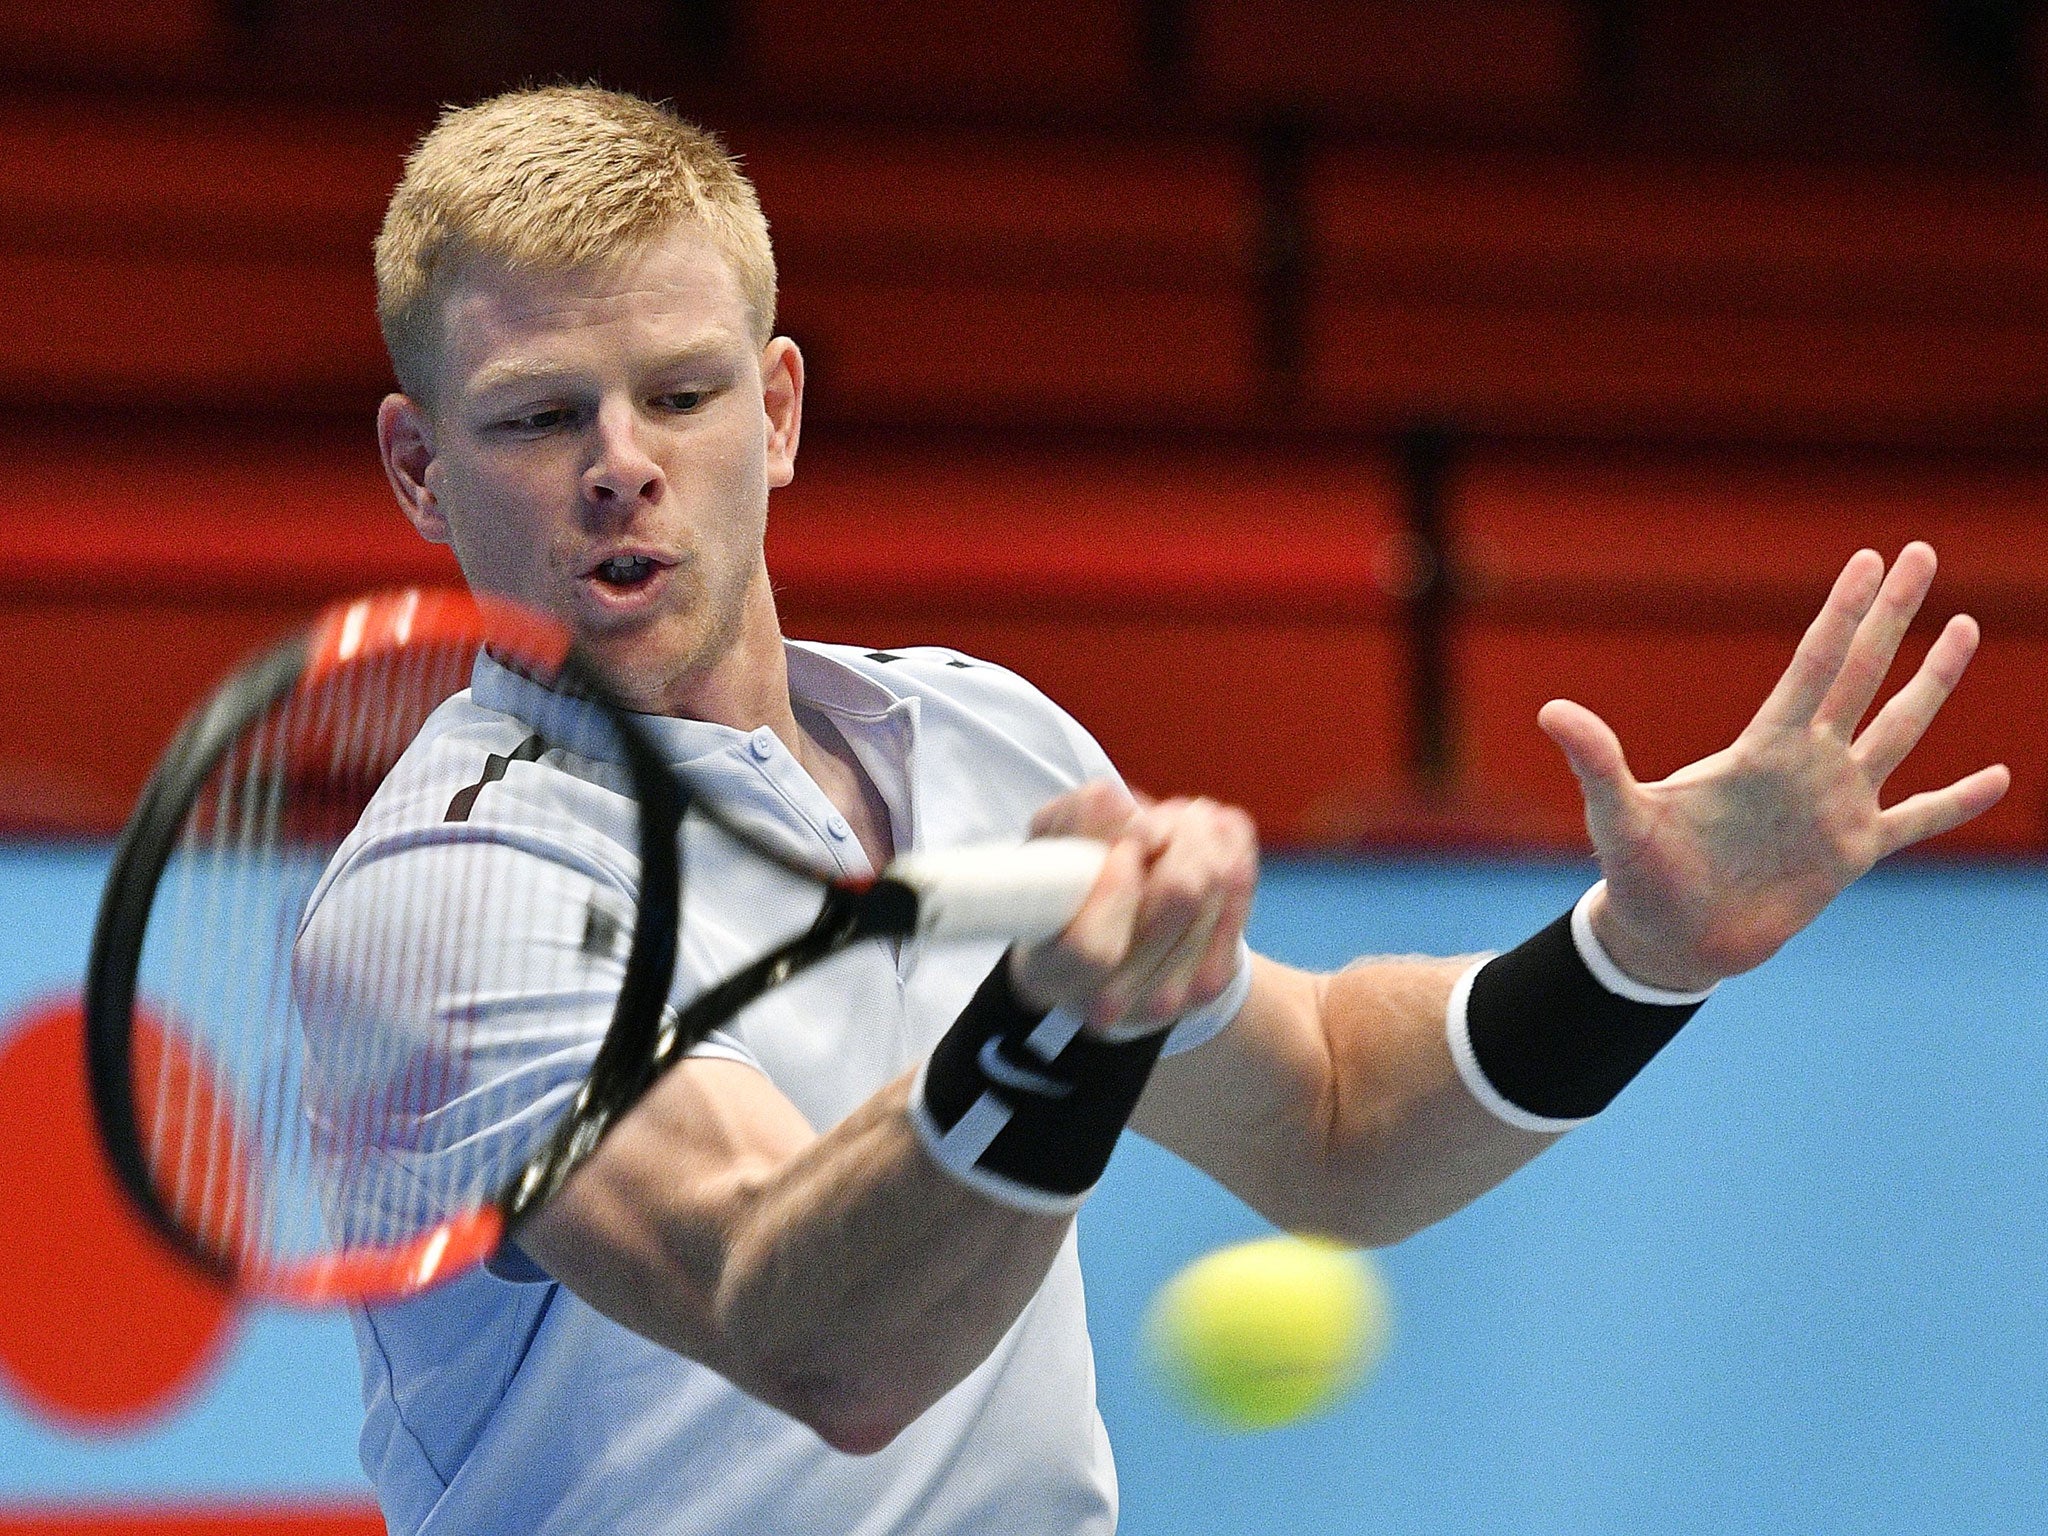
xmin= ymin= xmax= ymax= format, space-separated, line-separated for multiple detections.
xmin=466 ymin=339 xmax=738 ymax=400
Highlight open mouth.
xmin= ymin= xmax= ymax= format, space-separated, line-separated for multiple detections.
xmin=590 ymin=554 xmax=663 ymax=590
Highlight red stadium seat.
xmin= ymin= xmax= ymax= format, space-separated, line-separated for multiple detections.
xmin=0 ymin=429 xmax=1409 ymax=845
xmin=1305 ymin=150 xmax=2048 ymax=442
xmin=735 ymin=0 xmax=1142 ymax=116
xmin=0 ymin=106 xmax=1263 ymax=426
xmin=0 ymin=98 xmax=414 ymax=410
xmin=1189 ymin=0 xmax=1587 ymax=125
xmin=0 ymin=429 xmax=451 ymax=832
xmin=734 ymin=128 xmax=1263 ymax=427
xmin=1449 ymin=452 xmax=2048 ymax=851
xmin=0 ymin=0 xmax=217 ymax=74
xmin=772 ymin=442 xmax=1411 ymax=841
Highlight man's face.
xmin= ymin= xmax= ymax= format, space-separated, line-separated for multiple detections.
xmin=384 ymin=223 xmax=799 ymax=714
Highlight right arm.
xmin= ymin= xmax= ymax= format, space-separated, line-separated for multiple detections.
xmin=516 ymin=813 xmax=1222 ymax=1454
xmin=518 ymin=1057 xmax=1071 ymax=1456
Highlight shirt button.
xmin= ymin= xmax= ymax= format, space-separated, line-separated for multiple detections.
xmin=827 ymin=815 xmax=851 ymax=840
xmin=748 ymin=729 xmax=775 ymax=761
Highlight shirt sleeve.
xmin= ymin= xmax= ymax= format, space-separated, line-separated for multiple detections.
xmin=292 ymin=835 xmax=645 ymax=1276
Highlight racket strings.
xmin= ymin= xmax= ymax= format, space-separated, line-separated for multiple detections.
xmin=133 ymin=635 xmax=554 ymax=1281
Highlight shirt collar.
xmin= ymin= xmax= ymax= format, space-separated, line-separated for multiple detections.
xmin=468 ymin=639 xmax=910 ymax=769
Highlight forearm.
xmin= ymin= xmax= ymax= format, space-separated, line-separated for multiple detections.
xmin=1300 ymin=957 xmax=1562 ymax=1242
xmin=710 ymin=1076 xmax=1071 ymax=1449
xmin=522 ymin=1064 xmax=1069 ymax=1454
xmin=1137 ymin=955 xmax=1560 ymax=1247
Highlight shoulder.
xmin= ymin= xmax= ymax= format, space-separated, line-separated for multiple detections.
xmin=797 ymin=640 xmax=1117 ymax=789
xmin=308 ymin=690 xmax=644 ymax=916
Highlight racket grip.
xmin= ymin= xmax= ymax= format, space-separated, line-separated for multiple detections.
xmin=886 ymin=837 xmax=1107 ymax=943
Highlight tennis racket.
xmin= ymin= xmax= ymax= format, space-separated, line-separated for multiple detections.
xmin=84 ymin=588 xmax=1107 ymax=1309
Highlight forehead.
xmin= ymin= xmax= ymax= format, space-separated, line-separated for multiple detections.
xmin=435 ymin=223 xmax=753 ymax=384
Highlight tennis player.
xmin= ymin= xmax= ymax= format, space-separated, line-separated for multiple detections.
xmin=349 ymin=86 xmax=2009 ymax=1534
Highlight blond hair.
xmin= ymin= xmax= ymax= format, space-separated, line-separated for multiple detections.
xmin=374 ymin=86 xmax=776 ymax=402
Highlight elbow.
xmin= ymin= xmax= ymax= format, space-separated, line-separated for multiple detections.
xmin=768 ymin=1374 xmax=921 ymax=1456
xmin=1273 ymin=1205 xmax=1416 ymax=1253
xmin=1260 ymin=1173 xmax=1445 ymax=1251
xmin=812 ymin=1409 xmax=910 ymax=1458
xmin=1330 ymin=1207 xmax=1434 ymax=1250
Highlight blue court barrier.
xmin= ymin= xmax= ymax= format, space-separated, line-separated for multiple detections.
xmin=4 ymin=846 xmax=2044 ymax=1532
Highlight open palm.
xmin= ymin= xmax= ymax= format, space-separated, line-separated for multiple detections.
xmin=1539 ymin=543 xmax=2011 ymax=993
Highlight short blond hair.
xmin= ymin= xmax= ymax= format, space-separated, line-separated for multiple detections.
xmin=374 ymin=85 xmax=776 ymax=402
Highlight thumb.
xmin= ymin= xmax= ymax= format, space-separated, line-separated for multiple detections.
xmin=1030 ymin=778 xmax=1140 ymax=840
xmin=1537 ymin=699 xmax=1638 ymax=823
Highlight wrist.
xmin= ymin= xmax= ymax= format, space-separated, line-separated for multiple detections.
xmin=911 ymin=955 xmax=1164 ymax=1213
xmin=1582 ymin=881 xmax=1723 ymax=995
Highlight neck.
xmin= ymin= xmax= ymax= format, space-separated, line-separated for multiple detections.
xmin=656 ymin=572 xmax=895 ymax=869
xmin=652 ymin=567 xmax=799 ymax=738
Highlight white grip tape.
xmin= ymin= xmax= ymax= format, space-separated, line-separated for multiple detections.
xmin=887 ymin=838 xmax=1106 ymax=943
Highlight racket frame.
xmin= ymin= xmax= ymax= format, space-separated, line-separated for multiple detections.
xmin=84 ymin=591 xmax=1104 ymax=1306
xmin=83 ymin=593 xmax=684 ymax=1302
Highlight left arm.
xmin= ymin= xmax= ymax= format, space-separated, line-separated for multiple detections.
xmin=1134 ymin=951 xmax=1534 ymax=1246
xmin=1125 ymin=542 xmax=2007 ymax=1241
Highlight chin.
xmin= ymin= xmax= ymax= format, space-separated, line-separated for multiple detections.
xmin=579 ymin=618 xmax=719 ymax=715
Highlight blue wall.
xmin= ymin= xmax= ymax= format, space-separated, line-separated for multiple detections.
xmin=1086 ymin=857 xmax=2048 ymax=1535
xmin=5 ymin=848 xmax=2046 ymax=1530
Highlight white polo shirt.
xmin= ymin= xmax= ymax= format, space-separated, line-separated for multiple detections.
xmin=312 ymin=639 xmax=1138 ymax=1536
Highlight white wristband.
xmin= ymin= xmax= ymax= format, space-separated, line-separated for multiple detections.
xmin=1569 ymin=882 xmax=1717 ymax=1006
xmin=1160 ymin=937 xmax=1255 ymax=1057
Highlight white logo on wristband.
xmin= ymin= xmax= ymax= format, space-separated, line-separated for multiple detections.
xmin=906 ymin=1058 xmax=1093 ymax=1216
xmin=977 ymin=1036 xmax=1072 ymax=1098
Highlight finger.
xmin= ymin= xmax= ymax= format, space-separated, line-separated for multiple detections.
xmin=1008 ymin=837 xmax=1144 ymax=1011
xmin=1748 ymin=548 xmax=1886 ymax=733
xmin=1814 ymin=542 xmax=1939 ymax=735
xmin=1538 ymin=698 xmax=1640 ymax=826
xmin=1088 ymin=800 xmax=1253 ymax=1029
xmin=1029 ymin=779 xmax=1140 ymax=841
xmin=1086 ymin=808 xmax=1222 ymax=1025
xmin=1117 ymin=807 xmax=1258 ymax=1028
xmin=1876 ymin=763 xmax=2011 ymax=857
xmin=1853 ymin=612 xmax=1980 ymax=786
xmin=1150 ymin=804 xmax=1258 ymax=1016
xmin=1121 ymin=796 xmax=1199 ymax=856
xmin=1186 ymin=826 xmax=1258 ymax=1003
xmin=1104 ymin=896 xmax=1225 ymax=1033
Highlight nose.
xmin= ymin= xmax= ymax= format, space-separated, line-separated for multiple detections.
xmin=581 ymin=400 xmax=664 ymax=514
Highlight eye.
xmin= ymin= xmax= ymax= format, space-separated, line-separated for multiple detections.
xmin=498 ymin=407 xmax=575 ymax=434
xmin=658 ymin=391 xmax=705 ymax=413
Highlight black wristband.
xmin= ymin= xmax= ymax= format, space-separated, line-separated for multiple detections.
xmin=1456 ymin=899 xmax=1710 ymax=1127
xmin=910 ymin=957 xmax=1166 ymax=1212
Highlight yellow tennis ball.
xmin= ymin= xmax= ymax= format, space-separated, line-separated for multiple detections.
xmin=1142 ymin=1235 xmax=1390 ymax=1432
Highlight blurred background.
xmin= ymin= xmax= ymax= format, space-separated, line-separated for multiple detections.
xmin=1 ymin=2 xmax=2046 ymax=1533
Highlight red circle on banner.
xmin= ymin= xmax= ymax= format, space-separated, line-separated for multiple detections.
xmin=0 ymin=995 xmax=239 ymax=1430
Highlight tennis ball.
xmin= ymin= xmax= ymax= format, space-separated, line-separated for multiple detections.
xmin=1142 ymin=1235 xmax=1390 ymax=1432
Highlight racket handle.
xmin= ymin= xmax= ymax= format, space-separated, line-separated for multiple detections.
xmin=886 ymin=837 xmax=1107 ymax=943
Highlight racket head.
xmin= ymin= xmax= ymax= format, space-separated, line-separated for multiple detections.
xmin=83 ymin=589 xmax=681 ymax=1306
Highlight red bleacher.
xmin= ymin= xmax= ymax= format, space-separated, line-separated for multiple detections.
xmin=738 ymin=0 xmax=1143 ymax=116
xmin=1453 ymin=452 xmax=2048 ymax=851
xmin=1189 ymin=0 xmax=1587 ymax=125
xmin=9 ymin=97 xmax=2048 ymax=443
xmin=1308 ymin=150 xmax=2048 ymax=441
xmin=0 ymin=14 xmax=2040 ymax=853
xmin=0 ymin=1 xmax=217 ymax=76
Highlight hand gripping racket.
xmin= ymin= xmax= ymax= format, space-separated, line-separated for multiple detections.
xmin=84 ymin=588 xmax=1106 ymax=1308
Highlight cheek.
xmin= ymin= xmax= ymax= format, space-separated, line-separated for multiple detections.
xmin=432 ymin=462 xmax=559 ymax=581
xmin=690 ymin=420 xmax=771 ymax=539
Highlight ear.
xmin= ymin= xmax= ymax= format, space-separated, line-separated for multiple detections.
xmin=377 ymin=393 xmax=447 ymax=543
xmin=761 ymin=337 xmax=804 ymax=491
